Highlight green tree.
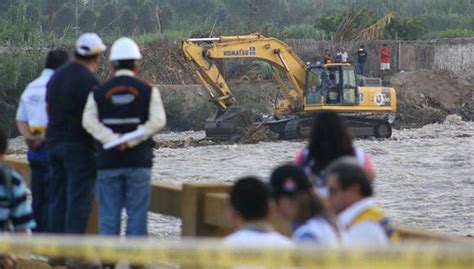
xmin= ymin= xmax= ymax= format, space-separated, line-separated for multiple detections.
xmin=78 ymin=8 xmax=97 ymax=32
xmin=386 ymin=17 xmax=427 ymax=40
xmin=96 ymin=3 xmax=118 ymax=33
xmin=54 ymin=3 xmax=75 ymax=31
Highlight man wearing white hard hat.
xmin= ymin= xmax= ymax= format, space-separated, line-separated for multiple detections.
xmin=82 ymin=37 xmax=166 ymax=238
xmin=46 ymin=33 xmax=106 ymax=234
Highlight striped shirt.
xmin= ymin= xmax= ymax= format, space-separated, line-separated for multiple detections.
xmin=0 ymin=165 xmax=36 ymax=231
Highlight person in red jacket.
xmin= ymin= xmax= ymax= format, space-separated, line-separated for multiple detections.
xmin=379 ymin=44 xmax=391 ymax=77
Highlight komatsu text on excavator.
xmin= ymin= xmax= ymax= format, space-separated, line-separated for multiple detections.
xmin=181 ymin=34 xmax=397 ymax=140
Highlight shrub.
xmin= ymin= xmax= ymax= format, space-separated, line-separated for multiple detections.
xmin=438 ymin=29 xmax=474 ymax=38
xmin=280 ymin=24 xmax=325 ymax=40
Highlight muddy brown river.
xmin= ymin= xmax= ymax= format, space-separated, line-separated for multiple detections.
xmin=7 ymin=116 xmax=473 ymax=239
xmin=149 ymin=115 xmax=473 ymax=239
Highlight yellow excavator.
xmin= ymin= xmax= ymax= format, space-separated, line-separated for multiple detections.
xmin=181 ymin=34 xmax=396 ymax=140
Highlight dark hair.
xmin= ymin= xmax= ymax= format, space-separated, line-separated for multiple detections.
xmin=230 ymin=177 xmax=270 ymax=221
xmin=0 ymin=129 xmax=7 ymax=155
xmin=383 ymin=43 xmax=387 ymax=47
xmin=360 ymin=45 xmax=365 ymax=48
xmin=45 ymin=50 xmax=69 ymax=70
xmin=308 ymin=111 xmax=355 ymax=175
xmin=326 ymin=157 xmax=373 ymax=197
xmin=293 ymin=191 xmax=339 ymax=234
xmin=74 ymin=52 xmax=100 ymax=62
xmin=112 ymin=60 xmax=137 ymax=71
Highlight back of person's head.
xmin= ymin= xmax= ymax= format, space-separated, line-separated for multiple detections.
xmin=45 ymin=50 xmax=69 ymax=70
xmin=109 ymin=37 xmax=142 ymax=71
xmin=74 ymin=32 xmax=106 ymax=62
xmin=269 ymin=164 xmax=312 ymax=199
xmin=0 ymin=129 xmax=7 ymax=157
xmin=230 ymin=177 xmax=270 ymax=221
xmin=308 ymin=111 xmax=355 ymax=174
xmin=270 ymin=164 xmax=331 ymax=224
xmin=326 ymin=157 xmax=373 ymax=197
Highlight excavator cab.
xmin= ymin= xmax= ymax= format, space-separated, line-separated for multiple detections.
xmin=304 ymin=63 xmax=359 ymax=106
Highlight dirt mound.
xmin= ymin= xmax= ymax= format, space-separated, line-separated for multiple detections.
xmin=388 ymin=69 xmax=473 ymax=128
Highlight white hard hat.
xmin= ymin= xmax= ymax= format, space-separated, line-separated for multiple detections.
xmin=76 ymin=33 xmax=106 ymax=56
xmin=109 ymin=37 xmax=142 ymax=61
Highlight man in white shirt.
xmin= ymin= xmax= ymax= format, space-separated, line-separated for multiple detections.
xmin=325 ymin=157 xmax=399 ymax=247
xmin=16 ymin=50 xmax=68 ymax=232
xmin=224 ymin=176 xmax=293 ymax=247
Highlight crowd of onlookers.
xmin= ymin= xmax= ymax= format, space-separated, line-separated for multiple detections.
xmin=224 ymin=112 xmax=398 ymax=247
xmin=0 ymin=32 xmax=397 ymax=268
xmin=322 ymin=44 xmax=392 ymax=77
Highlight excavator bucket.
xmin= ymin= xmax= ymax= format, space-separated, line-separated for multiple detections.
xmin=204 ymin=106 xmax=254 ymax=141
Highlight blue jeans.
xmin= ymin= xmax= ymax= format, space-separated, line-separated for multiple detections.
xmin=29 ymin=159 xmax=49 ymax=232
xmin=97 ymin=168 xmax=151 ymax=236
xmin=357 ymin=63 xmax=365 ymax=75
xmin=48 ymin=143 xmax=96 ymax=234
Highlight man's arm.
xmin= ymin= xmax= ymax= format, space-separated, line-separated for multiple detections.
xmin=127 ymin=87 xmax=167 ymax=148
xmin=82 ymin=93 xmax=119 ymax=144
xmin=16 ymin=98 xmax=43 ymax=150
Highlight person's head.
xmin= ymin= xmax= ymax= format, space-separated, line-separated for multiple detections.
xmin=360 ymin=45 xmax=365 ymax=49
xmin=45 ymin=50 xmax=69 ymax=70
xmin=228 ymin=176 xmax=271 ymax=227
xmin=269 ymin=164 xmax=328 ymax=224
xmin=324 ymin=49 xmax=330 ymax=55
xmin=308 ymin=111 xmax=355 ymax=174
xmin=325 ymin=157 xmax=373 ymax=214
xmin=74 ymin=32 xmax=106 ymax=71
xmin=109 ymin=37 xmax=142 ymax=74
xmin=383 ymin=43 xmax=387 ymax=47
xmin=0 ymin=129 xmax=7 ymax=160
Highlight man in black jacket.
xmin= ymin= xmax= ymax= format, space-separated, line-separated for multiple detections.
xmin=46 ymin=33 xmax=106 ymax=234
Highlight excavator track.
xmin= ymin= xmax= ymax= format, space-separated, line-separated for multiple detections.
xmin=269 ymin=114 xmax=392 ymax=140
xmin=283 ymin=119 xmax=301 ymax=140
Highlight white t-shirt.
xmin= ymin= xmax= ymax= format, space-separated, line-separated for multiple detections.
xmin=16 ymin=69 xmax=54 ymax=130
xmin=341 ymin=52 xmax=349 ymax=62
xmin=224 ymin=229 xmax=293 ymax=247
xmin=292 ymin=216 xmax=340 ymax=247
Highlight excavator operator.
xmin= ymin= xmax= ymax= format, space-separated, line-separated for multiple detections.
xmin=324 ymin=73 xmax=339 ymax=104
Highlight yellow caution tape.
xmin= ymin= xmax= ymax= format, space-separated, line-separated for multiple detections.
xmin=0 ymin=234 xmax=472 ymax=268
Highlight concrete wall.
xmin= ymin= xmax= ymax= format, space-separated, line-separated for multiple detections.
xmin=285 ymin=38 xmax=474 ymax=73
xmin=433 ymin=41 xmax=474 ymax=71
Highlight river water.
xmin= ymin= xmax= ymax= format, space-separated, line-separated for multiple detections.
xmin=149 ymin=115 xmax=473 ymax=238
xmin=7 ymin=116 xmax=473 ymax=239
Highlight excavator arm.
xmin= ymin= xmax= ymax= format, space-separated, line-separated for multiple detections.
xmin=181 ymin=34 xmax=307 ymax=112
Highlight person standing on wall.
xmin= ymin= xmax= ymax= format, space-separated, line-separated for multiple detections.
xmin=340 ymin=47 xmax=349 ymax=63
xmin=379 ymin=43 xmax=391 ymax=78
xmin=46 ymin=33 xmax=106 ymax=234
xmin=16 ymin=49 xmax=69 ymax=233
xmin=356 ymin=45 xmax=367 ymax=75
xmin=82 ymin=37 xmax=166 ymax=238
